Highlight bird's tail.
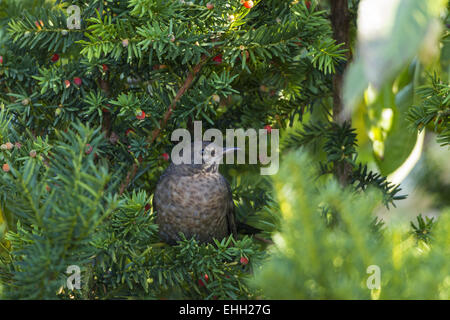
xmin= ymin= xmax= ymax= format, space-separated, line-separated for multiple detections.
xmin=236 ymin=222 xmax=263 ymax=235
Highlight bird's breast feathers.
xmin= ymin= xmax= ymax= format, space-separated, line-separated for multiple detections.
xmin=156 ymin=172 xmax=229 ymax=210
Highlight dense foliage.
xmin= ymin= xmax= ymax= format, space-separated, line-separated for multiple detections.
xmin=0 ymin=0 xmax=448 ymax=299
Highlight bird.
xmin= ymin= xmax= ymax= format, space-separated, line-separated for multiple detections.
xmin=153 ymin=141 xmax=238 ymax=244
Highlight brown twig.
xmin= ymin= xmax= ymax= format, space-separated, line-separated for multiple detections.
xmin=330 ymin=0 xmax=353 ymax=186
xmin=254 ymin=235 xmax=274 ymax=245
xmin=118 ymin=56 xmax=208 ymax=195
xmin=148 ymin=57 xmax=208 ymax=143
xmin=98 ymin=78 xmax=112 ymax=138
xmin=330 ymin=0 xmax=352 ymax=124
xmin=118 ymin=162 xmax=138 ymax=195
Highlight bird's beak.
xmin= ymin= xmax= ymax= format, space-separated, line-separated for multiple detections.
xmin=222 ymin=147 xmax=240 ymax=154
xmin=211 ymin=147 xmax=240 ymax=163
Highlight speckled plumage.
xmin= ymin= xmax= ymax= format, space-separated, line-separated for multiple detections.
xmin=153 ymin=142 xmax=237 ymax=244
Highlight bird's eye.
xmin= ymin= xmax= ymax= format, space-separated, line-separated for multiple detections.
xmin=201 ymin=148 xmax=205 ymax=154
xmin=211 ymin=150 xmax=215 ymax=157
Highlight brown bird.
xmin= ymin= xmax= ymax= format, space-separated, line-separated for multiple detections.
xmin=153 ymin=141 xmax=238 ymax=244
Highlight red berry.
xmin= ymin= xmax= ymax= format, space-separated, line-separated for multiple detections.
xmin=35 ymin=20 xmax=44 ymax=29
xmin=305 ymin=0 xmax=311 ymax=9
xmin=2 ymin=163 xmax=10 ymax=172
xmin=206 ymin=3 xmax=214 ymax=9
xmin=73 ymin=77 xmax=82 ymax=86
xmin=264 ymin=125 xmax=272 ymax=133
xmin=51 ymin=53 xmax=59 ymax=62
xmin=243 ymin=1 xmax=254 ymax=9
xmin=136 ymin=111 xmax=146 ymax=120
xmin=85 ymin=144 xmax=93 ymax=155
xmin=212 ymin=54 xmax=222 ymax=64
xmin=162 ymin=153 xmax=169 ymax=161
xmin=0 ymin=56 xmax=3 ymax=64
xmin=145 ymin=204 xmax=151 ymax=212
xmin=240 ymin=257 xmax=249 ymax=265
xmin=102 ymin=64 xmax=108 ymax=72
xmin=198 ymin=273 xmax=209 ymax=287
xmin=243 ymin=50 xmax=250 ymax=62
xmin=64 ymin=80 xmax=71 ymax=88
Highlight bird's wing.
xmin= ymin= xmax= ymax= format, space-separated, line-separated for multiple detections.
xmin=223 ymin=176 xmax=237 ymax=237
xmin=222 ymin=175 xmax=264 ymax=236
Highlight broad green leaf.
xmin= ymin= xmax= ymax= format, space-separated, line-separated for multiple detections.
xmin=375 ymin=83 xmax=419 ymax=176
xmin=344 ymin=0 xmax=446 ymax=113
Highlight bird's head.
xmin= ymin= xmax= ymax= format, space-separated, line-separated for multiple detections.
xmin=173 ymin=141 xmax=239 ymax=174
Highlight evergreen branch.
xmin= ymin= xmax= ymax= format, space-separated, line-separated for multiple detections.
xmin=410 ymin=214 xmax=435 ymax=244
xmin=407 ymin=74 xmax=450 ymax=146
xmin=351 ymin=163 xmax=407 ymax=208
xmin=149 ymin=54 xmax=209 ymax=144
xmin=280 ymin=121 xmax=329 ymax=151
xmin=118 ymin=55 xmax=209 ymax=195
